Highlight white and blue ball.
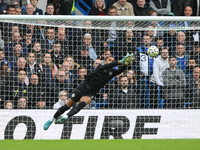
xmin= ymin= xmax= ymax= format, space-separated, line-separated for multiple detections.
xmin=147 ymin=46 xmax=159 ymax=58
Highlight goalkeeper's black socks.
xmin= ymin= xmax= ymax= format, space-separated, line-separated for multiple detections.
xmin=67 ymin=101 xmax=87 ymax=118
xmin=54 ymin=105 xmax=70 ymax=118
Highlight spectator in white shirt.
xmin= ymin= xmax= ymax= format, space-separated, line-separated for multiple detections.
xmin=53 ymin=90 xmax=68 ymax=109
xmin=150 ymin=48 xmax=169 ymax=108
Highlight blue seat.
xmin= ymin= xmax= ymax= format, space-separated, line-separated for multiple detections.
xmin=21 ymin=7 xmax=26 ymax=15
xmin=184 ymin=102 xmax=192 ymax=109
xmin=75 ymin=0 xmax=91 ymax=15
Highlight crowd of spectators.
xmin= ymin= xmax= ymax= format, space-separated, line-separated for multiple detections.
xmin=0 ymin=0 xmax=200 ymax=110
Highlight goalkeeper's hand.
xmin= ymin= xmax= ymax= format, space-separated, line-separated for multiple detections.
xmin=119 ymin=53 xmax=132 ymax=64
xmin=124 ymin=53 xmax=135 ymax=66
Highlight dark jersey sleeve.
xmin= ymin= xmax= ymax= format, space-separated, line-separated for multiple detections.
xmin=112 ymin=65 xmax=127 ymax=77
xmin=99 ymin=61 xmax=119 ymax=70
xmin=98 ymin=60 xmax=127 ymax=77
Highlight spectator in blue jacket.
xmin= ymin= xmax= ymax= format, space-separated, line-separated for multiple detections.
xmin=175 ymin=43 xmax=189 ymax=71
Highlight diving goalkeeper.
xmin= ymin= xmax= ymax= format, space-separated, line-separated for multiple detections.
xmin=44 ymin=53 xmax=135 ymax=130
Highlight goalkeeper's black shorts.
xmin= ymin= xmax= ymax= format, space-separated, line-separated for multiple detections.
xmin=70 ymin=88 xmax=95 ymax=102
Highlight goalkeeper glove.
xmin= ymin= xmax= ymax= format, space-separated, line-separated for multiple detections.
xmin=124 ymin=53 xmax=135 ymax=65
xmin=120 ymin=53 xmax=132 ymax=64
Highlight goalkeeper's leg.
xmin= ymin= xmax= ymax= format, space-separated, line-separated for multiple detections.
xmin=43 ymin=99 xmax=75 ymax=130
xmin=53 ymin=99 xmax=75 ymax=118
xmin=57 ymin=96 xmax=91 ymax=124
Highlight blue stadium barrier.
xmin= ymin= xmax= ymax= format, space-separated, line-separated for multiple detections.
xmin=95 ymin=103 xmax=108 ymax=109
xmin=75 ymin=0 xmax=91 ymax=15
xmin=158 ymin=86 xmax=161 ymax=101
xmin=159 ymin=99 xmax=165 ymax=108
xmin=145 ymin=76 xmax=150 ymax=108
xmin=158 ymin=86 xmax=165 ymax=108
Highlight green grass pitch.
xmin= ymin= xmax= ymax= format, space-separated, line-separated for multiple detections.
xmin=1 ymin=139 xmax=200 ymax=150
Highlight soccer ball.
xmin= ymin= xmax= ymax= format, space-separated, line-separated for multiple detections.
xmin=147 ymin=46 xmax=159 ymax=58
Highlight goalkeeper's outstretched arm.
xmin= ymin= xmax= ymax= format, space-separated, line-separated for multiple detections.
xmin=101 ymin=53 xmax=135 ymax=70
xmin=113 ymin=53 xmax=136 ymax=76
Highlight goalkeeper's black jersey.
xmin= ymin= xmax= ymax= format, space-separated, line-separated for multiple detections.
xmin=77 ymin=61 xmax=126 ymax=94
